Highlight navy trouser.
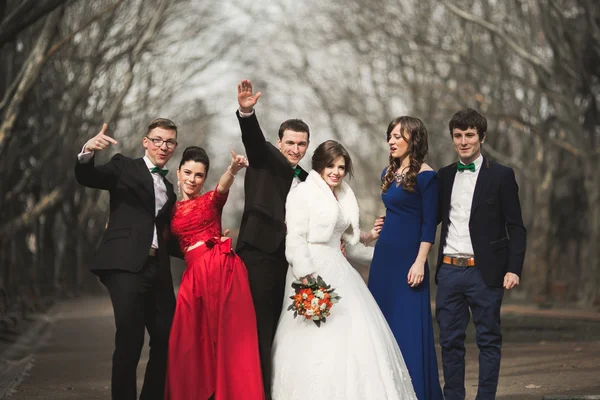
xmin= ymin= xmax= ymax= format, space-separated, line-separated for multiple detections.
xmin=435 ymin=263 xmax=504 ymax=400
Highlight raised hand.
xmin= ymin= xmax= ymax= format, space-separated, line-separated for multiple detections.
xmin=84 ymin=123 xmax=118 ymax=152
xmin=229 ymin=150 xmax=249 ymax=175
xmin=237 ymin=79 xmax=262 ymax=113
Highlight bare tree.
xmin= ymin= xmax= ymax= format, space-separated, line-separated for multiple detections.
xmin=0 ymin=0 xmax=237 ymax=325
xmin=247 ymin=0 xmax=599 ymax=305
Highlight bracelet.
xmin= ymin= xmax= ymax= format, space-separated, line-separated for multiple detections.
xmin=227 ymin=166 xmax=237 ymax=178
xmin=360 ymin=233 xmax=369 ymax=245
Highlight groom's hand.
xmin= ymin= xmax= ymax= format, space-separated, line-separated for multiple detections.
xmin=84 ymin=123 xmax=118 ymax=152
xmin=503 ymin=272 xmax=520 ymax=290
xmin=237 ymin=79 xmax=262 ymax=113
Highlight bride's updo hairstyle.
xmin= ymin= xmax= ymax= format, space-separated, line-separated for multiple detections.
xmin=311 ymin=140 xmax=354 ymax=179
xmin=178 ymin=146 xmax=210 ymax=174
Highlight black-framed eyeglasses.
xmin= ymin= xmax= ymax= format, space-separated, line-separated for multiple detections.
xmin=145 ymin=136 xmax=178 ymax=149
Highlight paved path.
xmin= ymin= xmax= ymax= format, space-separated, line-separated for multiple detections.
xmin=500 ymin=303 xmax=600 ymax=322
xmin=2 ymin=295 xmax=600 ymax=399
xmin=2 ymin=296 xmax=135 ymax=399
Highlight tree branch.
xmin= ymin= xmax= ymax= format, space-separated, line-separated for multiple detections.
xmin=0 ymin=7 xmax=63 ymax=155
xmin=44 ymin=0 xmax=124 ymax=60
xmin=0 ymin=183 xmax=72 ymax=239
xmin=104 ymin=0 xmax=171 ymax=123
xmin=0 ymin=0 xmax=68 ymax=47
xmin=441 ymin=0 xmax=553 ymax=76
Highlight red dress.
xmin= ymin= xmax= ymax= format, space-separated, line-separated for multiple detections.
xmin=165 ymin=188 xmax=264 ymax=400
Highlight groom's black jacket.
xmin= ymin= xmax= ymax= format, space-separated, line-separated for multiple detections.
xmin=235 ymin=111 xmax=308 ymax=254
xmin=436 ymin=156 xmax=526 ymax=287
xmin=75 ymin=153 xmax=177 ymax=274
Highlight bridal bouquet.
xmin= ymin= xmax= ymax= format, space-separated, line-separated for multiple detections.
xmin=287 ymin=274 xmax=341 ymax=327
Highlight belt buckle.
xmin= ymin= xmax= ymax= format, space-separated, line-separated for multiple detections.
xmin=456 ymin=257 xmax=469 ymax=267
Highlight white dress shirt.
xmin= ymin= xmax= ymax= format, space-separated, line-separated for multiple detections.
xmin=443 ymin=154 xmax=483 ymax=257
xmin=77 ymin=146 xmax=167 ymax=249
xmin=143 ymin=156 xmax=168 ymax=249
xmin=290 ymin=175 xmax=301 ymax=191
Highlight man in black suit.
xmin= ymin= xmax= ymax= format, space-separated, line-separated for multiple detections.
xmin=75 ymin=119 xmax=178 ymax=400
xmin=435 ymin=108 xmax=526 ymax=400
xmin=235 ymin=80 xmax=309 ymax=398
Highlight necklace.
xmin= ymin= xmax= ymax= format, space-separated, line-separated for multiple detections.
xmin=393 ymin=171 xmax=405 ymax=184
xmin=393 ymin=166 xmax=409 ymax=186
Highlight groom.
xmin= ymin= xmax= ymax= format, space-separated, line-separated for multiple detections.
xmin=75 ymin=119 xmax=178 ymax=400
xmin=235 ymin=80 xmax=310 ymax=398
xmin=435 ymin=108 xmax=526 ymax=400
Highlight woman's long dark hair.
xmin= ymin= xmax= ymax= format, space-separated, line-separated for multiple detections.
xmin=381 ymin=116 xmax=428 ymax=193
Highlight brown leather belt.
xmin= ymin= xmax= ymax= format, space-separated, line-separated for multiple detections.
xmin=149 ymin=248 xmax=158 ymax=257
xmin=443 ymin=255 xmax=475 ymax=267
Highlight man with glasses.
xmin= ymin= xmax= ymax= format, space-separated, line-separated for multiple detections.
xmin=75 ymin=118 xmax=179 ymax=400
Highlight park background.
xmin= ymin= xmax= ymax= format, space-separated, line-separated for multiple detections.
xmin=0 ymin=1 xmax=599 ymax=398
xmin=0 ymin=0 xmax=600 ymax=400
xmin=2 ymin=0 xmax=598 ymax=309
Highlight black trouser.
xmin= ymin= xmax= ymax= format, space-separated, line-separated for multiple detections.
xmin=237 ymin=245 xmax=288 ymax=400
xmin=100 ymin=255 xmax=176 ymax=400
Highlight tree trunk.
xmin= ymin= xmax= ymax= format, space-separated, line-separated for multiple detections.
xmin=40 ymin=213 xmax=57 ymax=297
xmin=524 ymin=136 xmax=556 ymax=302
xmin=0 ymin=6 xmax=62 ymax=154
xmin=579 ymin=159 xmax=600 ymax=306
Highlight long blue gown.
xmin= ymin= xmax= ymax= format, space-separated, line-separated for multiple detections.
xmin=368 ymin=170 xmax=443 ymax=400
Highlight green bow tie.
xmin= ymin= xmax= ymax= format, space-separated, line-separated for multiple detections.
xmin=150 ymin=166 xmax=168 ymax=177
xmin=293 ymin=167 xmax=301 ymax=178
xmin=457 ymin=162 xmax=475 ymax=172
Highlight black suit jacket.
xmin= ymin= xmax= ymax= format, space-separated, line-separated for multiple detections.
xmin=75 ymin=154 xmax=177 ymax=274
xmin=235 ymin=111 xmax=308 ymax=254
xmin=436 ymin=156 xmax=526 ymax=287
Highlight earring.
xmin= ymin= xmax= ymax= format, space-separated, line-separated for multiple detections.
xmin=177 ymin=179 xmax=181 ymax=197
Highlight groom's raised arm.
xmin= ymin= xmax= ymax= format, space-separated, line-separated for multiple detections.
xmin=236 ymin=79 xmax=268 ymax=165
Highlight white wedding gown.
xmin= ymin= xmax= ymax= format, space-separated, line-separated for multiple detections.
xmin=271 ymin=201 xmax=417 ymax=400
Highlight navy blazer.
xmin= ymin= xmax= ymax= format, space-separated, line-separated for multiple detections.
xmin=436 ymin=156 xmax=526 ymax=287
xmin=235 ymin=111 xmax=308 ymax=254
xmin=75 ymin=154 xmax=177 ymax=274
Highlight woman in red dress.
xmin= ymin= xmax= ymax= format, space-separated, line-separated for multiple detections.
xmin=165 ymin=146 xmax=264 ymax=400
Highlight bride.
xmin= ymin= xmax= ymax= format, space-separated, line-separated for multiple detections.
xmin=271 ymin=140 xmax=417 ymax=400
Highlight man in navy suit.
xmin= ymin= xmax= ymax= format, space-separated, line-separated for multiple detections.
xmin=435 ymin=108 xmax=526 ymax=400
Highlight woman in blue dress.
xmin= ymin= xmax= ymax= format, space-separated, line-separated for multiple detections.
xmin=368 ymin=116 xmax=443 ymax=400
